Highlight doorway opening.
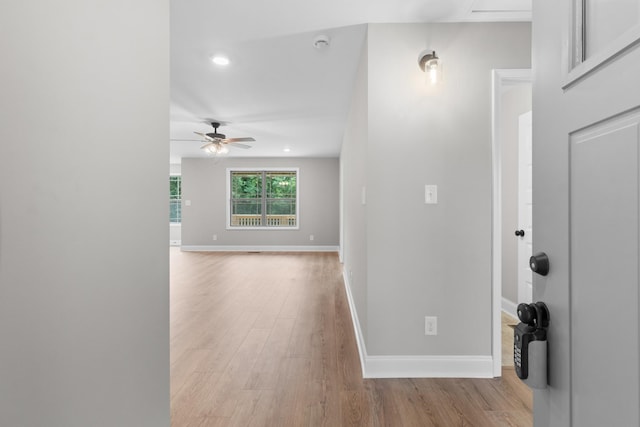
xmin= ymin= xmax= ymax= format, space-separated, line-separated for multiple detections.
xmin=491 ymin=69 xmax=532 ymax=375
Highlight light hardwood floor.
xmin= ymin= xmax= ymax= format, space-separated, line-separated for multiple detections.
xmin=170 ymin=249 xmax=532 ymax=426
xmin=502 ymin=312 xmax=518 ymax=368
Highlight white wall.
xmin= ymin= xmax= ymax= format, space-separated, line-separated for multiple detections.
xmin=181 ymin=157 xmax=339 ymax=249
xmin=341 ymin=23 xmax=531 ymax=372
xmin=170 ymin=224 xmax=182 ymax=245
xmin=0 ymin=2 xmax=170 ymax=426
xmin=341 ymin=36 xmax=370 ymax=343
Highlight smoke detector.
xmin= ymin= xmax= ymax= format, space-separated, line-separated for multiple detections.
xmin=313 ymin=35 xmax=330 ymax=49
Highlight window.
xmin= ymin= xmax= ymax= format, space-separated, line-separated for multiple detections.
xmin=170 ymin=175 xmax=181 ymax=223
xmin=565 ymin=0 xmax=640 ymax=87
xmin=228 ymin=168 xmax=298 ymax=228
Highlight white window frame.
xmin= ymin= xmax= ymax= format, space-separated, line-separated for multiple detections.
xmin=564 ymin=0 xmax=640 ymax=88
xmin=226 ymin=167 xmax=300 ymax=230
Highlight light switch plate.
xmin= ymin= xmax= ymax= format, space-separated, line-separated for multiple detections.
xmin=425 ymin=185 xmax=438 ymax=204
xmin=425 ymin=316 xmax=438 ymax=335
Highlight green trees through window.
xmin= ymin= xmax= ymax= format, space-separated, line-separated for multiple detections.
xmin=230 ymin=170 xmax=297 ymax=227
xmin=170 ymin=176 xmax=181 ymax=223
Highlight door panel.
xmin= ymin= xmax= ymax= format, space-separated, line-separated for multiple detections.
xmin=570 ymin=112 xmax=640 ymax=426
xmin=533 ymin=0 xmax=640 ymax=425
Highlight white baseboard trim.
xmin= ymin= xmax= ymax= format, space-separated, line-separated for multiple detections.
xmin=342 ymin=267 xmax=494 ymax=379
xmin=365 ymin=355 xmax=494 ymax=379
xmin=180 ymin=245 xmax=339 ymax=252
xmin=342 ymin=269 xmax=368 ymax=378
xmin=502 ymin=297 xmax=518 ymax=319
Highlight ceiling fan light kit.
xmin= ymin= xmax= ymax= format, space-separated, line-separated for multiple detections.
xmin=191 ymin=122 xmax=256 ymax=155
xmin=202 ymin=142 xmax=229 ymax=155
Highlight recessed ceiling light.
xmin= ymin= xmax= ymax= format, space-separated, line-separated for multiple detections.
xmin=313 ymin=35 xmax=330 ymax=50
xmin=211 ymin=55 xmax=230 ymax=66
xmin=283 ymin=147 xmax=291 ymax=153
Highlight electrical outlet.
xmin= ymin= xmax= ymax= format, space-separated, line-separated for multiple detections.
xmin=425 ymin=316 xmax=438 ymax=336
xmin=212 ymin=234 xmax=217 ymax=241
xmin=309 ymin=234 xmax=314 ymax=241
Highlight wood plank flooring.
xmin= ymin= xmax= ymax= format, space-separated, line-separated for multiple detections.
xmin=502 ymin=312 xmax=518 ymax=367
xmin=170 ymin=249 xmax=532 ymax=426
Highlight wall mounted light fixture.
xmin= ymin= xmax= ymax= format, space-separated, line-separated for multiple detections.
xmin=418 ymin=50 xmax=440 ymax=85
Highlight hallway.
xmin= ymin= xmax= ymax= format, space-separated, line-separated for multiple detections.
xmin=170 ymin=250 xmax=531 ymax=426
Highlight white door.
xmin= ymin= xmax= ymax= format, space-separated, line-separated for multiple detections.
xmin=534 ymin=0 xmax=640 ymax=426
xmin=517 ymin=111 xmax=533 ymax=304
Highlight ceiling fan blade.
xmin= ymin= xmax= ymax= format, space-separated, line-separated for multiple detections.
xmin=228 ymin=142 xmax=252 ymax=149
xmin=224 ymin=137 xmax=255 ymax=143
xmin=194 ymin=131 xmax=214 ymax=141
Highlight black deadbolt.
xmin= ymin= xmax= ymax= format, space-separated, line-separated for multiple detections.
xmin=530 ymin=252 xmax=550 ymax=276
xmin=515 ymin=229 xmax=525 ymax=237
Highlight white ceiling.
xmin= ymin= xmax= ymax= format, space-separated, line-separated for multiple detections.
xmin=170 ymin=0 xmax=531 ymax=163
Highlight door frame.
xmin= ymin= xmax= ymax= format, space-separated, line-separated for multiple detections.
xmin=490 ymin=68 xmax=532 ymax=376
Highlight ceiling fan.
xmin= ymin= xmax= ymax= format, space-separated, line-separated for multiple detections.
xmin=172 ymin=122 xmax=255 ymax=155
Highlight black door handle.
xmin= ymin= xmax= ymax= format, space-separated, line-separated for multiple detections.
xmin=515 ymin=229 xmax=525 ymax=237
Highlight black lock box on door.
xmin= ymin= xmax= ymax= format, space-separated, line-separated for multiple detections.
xmin=514 ymin=301 xmax=550 ymax=389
